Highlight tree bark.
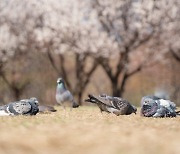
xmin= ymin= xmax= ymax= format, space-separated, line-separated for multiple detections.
xmin=74 ymin=53 xmax=98 ymax=105
xmin=12 ymin=87 xmax=21 ymax=100
xmin=111 ymin=80 xmax=121 ymax=97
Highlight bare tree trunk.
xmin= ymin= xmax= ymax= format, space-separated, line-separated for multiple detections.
xmin=97 ymin=51 xmax=144 ymax=97
xmin=12 ymin=88 xmax=21 ymax=100
xmin=112 ymin=82 xmax=121 ymax=97
xmin=77 ymin=91 xmax=83 ymax=105
xmin=74 ymin=53 xmax=98 ymax=105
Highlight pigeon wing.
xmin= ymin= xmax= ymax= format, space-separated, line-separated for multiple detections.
xmin=153 ymin=107 xmax=167 ymax=117
xmin=85 ymin=95 xmax=110 ymax=112
xmin=114 ymin=98 xmax=130 ymax=114
xmin=8 ymin=101 xmax=32 ymax=115
xmin=158 ymin=99 xmax=176 ymax=114
xmin=57 ymin=90 xmax=73 ymax=103
xmin=98 ymin=96 xmax=130 ymax=114
xmin=95 ymin=96 xmax=115 ymax=108
xmin=115 ymin=98 xmax=129 ymax=109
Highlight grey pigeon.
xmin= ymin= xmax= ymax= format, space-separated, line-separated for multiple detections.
xmin=0 ymin=97 xmax=39 ymax=116
xmin=56 ymin=78 xmax=79 ymax=108
xmin=85 ymin=94 xmax=137 ymax=116
xmin=141 ymin=96 xmax=179 ymax=117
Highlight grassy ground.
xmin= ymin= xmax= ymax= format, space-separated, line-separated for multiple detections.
xmin=0 ymin=106 xmax=180 ymax=154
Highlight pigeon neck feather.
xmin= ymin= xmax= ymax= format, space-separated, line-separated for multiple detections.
xmin=57 ymin=83 xmax=66 ymax=92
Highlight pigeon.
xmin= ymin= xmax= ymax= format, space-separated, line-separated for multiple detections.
xmin=85 ymin=94 xmax=137 ymax=116
xmin=56 ymin=78 xmax=79 ymax=108
xmin=141 ymin=96 xmax=179 ymax=117
xmin=0 ymin=97 xmax=39 ymax=116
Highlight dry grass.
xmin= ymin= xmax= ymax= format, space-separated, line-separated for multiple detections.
xmin=0 ymin=106 xmax=180 ymax=154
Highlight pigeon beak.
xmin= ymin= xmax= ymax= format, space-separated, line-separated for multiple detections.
xmin=143 ymin=101 xmax=147 ymax=105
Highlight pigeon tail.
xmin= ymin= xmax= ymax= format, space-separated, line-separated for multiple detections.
xmin=85 ymin=94 xmax=99 ymax=103
xmin=85 ymin=94 xmax=97 ymax=104
xmin=176 ymin=110 xmax=180 ymax=116
xmin=85 ymin=94 xmax=112 ymax=107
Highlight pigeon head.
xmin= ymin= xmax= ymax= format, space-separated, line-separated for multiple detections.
xmin=141 ymin=96 xmax=150 ymax=106
xmin=141 ymin=98 xmax=159 ymax=117
xmin=141 ymin=97 xmax=156 ymax=107
xmin=57 ymin=78 xmax=65 ymax=85
xmin=132 ymin=105 xmax=137 ymax=114
xmin=29 ymin=97 xmax=39 ymax=105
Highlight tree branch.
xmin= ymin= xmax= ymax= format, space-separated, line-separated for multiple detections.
xmin=132 ymin=30 xmax=155 ymax=50
xmin=84 ymin=59 xmax=98 ymax=86
xmin=170 ymin=48 xmax=180 ymax=62
xmin=117 ymin=69 xmax=128 ymax=96
xmin=97 ymin=57 xmax=113 ymax=80
xmin=47 ymin=49 xmax=60 ymax=75
xmin=127 ymin=64 xmax=143 ymax=77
